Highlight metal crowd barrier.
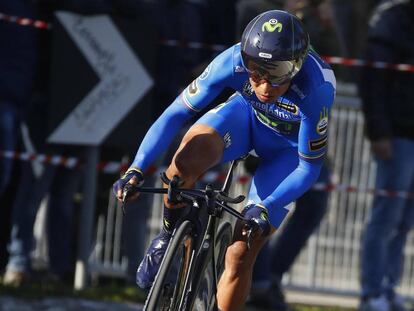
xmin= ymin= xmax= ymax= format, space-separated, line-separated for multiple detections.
xmin=283 ymin=84 xmax=414 ymax=300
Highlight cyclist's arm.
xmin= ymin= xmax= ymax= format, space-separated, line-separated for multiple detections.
xmin=130 ymin=47 xmax=235 ymax=172
xmin=261 ymin=82 xmax=335 ymax=226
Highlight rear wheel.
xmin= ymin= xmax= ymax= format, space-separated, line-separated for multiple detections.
xmin=144 ymin=220 xmax=195 ymax=311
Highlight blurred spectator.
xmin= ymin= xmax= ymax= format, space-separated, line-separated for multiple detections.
xmin=138 ymin=0 xmax=209 ymax=119
xmin=330 ymin=0 xmax=378 ymax=58
xmin=3 ymin=150 xmax=82 ymax=286
xmin=329 ymin=0 xmax=379 ymax=81
xmin=2 ymin=2 xmax=82 ymax=286
xmin=286 ymin=0 xmax=340 ymax=55
xmin=358 ymin=1 xmax=414 ymax=310
xmin=0 ymin=0 xmax=37 ymax=196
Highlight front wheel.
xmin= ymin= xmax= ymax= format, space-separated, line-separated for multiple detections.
xmin=192 ymin=221 xmax=233 ymax=311
xmin=144 ymin=220 xmax=195 ymax=311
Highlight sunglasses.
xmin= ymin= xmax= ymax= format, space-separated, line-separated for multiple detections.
xmin=244 ymin=58 xmax=302 ymax=87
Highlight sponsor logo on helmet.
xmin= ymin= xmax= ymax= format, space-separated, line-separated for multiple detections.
xmin=316 ymin=107 xmax=329 ymax=135
xmin=259 ymin=52 xmax=272 ymax=59
xmin=262 ymin=19 xmax=283 ymax=33
xmin=199 ymin=64 xmax=211 ymax=80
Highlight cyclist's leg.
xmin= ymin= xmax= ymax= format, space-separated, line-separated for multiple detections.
xmin=164 ymin=94 xmax=253 ymax=204
xmin=217 ymin=148 xmax=298 ymax=311
xmin=217 ymin=225 xmax=275 ymax=311
xmin=137 ymin=95 xmax=252 ymax=288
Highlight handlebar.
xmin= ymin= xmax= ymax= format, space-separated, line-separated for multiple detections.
xmin=121 ymin=173 xmax=260 ymax=250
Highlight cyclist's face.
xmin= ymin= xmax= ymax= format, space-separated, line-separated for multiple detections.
xmin=249 ymin=74 xmax=290 ymax=103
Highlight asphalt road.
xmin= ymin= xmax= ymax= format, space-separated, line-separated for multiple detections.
xmin=0 ymin=296 xmax=270 ymax=311
xmin=0 ymin=296 xmax=144 ymax=311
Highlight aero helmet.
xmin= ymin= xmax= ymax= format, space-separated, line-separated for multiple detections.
xmin=241 ymin=10 xmax=310 ymax=86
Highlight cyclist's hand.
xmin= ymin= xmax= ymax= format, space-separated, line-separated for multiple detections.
xmin=113 ymin=168 xmax=144 ymax=202
xmin=241 ymin=204 xmax=271 ymax=238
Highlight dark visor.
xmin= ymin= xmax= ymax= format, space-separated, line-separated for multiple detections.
xmin=243 ymin=56 xmax=303 ymax=86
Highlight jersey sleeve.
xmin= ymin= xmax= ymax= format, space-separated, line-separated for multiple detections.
xmin=261 ymin=158 xmax=322 ymax=227
xmin=298 ymin=82 xmax=335 ymax=163
xmin=261 ymin=82 xmax=336 ymax=227
xmin=180 ymin=46 xmax=235 ymax=113
xmin=130 ymin=46 xmax=236 ymax=172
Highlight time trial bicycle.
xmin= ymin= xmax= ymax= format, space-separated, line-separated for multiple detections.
xmin=122 ymin=159 xmax=255 ymax=311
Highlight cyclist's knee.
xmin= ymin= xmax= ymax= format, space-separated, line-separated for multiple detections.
xmin=170 ymin=125 xmax=224 ymax=180
xmin=224 ymin=241 xmax=254 ymax=276
xmin=224 ymin=231 xmax=269 ymax=276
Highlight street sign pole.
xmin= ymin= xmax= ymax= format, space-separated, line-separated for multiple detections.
xmin=74 ymin=146 xmax=99 ymax=290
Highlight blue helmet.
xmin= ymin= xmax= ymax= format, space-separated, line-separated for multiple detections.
xmin=241 ymin=10 xmax=310 ymax=86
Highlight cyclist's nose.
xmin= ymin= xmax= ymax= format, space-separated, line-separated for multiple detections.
xmin=257 ymin=80 xmax=273 ymax=94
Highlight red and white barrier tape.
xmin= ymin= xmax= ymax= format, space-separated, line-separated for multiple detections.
xmin=161 ymin=39 xmax=414 ymax=73
xmin=0 ymin=12 xmax=52 ymax=30
xmin=322 ymin=56 xmax=414 ymax=73
xmin=0 ymin=150 xmax=127 ymax=174
xmin=2 ymin=12 xmax=413 ymax=73
xmin=2 ymin=150 xmax=414 ymax=199
xmin=312 ymin=182 xmax=414 ymax=200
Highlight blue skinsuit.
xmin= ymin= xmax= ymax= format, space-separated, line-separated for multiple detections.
xmin=131 ymin=43 xmax=336 ymax=227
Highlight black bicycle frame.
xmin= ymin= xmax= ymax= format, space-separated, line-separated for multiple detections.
xmin=134 ymin=159 xmax=248 ymax=310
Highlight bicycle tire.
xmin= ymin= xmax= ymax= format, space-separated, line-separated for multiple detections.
xmin=144 ymin=220 xmax=195 ymax=311
xmin=191 ymin=221 xmax=233 ymax=311
xmin=214 ymin=221 xmax=233 ymax=278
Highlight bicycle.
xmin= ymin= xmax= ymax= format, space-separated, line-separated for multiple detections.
xmin=122 ymin=159 xmax=255 ymax=311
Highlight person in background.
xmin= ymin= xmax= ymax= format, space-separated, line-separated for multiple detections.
xmin=358 ymin=1 xmax=414 ymax=311
xmin=329 ymin=0 xmax=379 ymax=59
xmin=0 ymin=0 xmax=37 ymax=197
xmin=1 ymin=1 xmax=84 ymax=286
xmin=0 ymin=0 xmax=38 ymax=276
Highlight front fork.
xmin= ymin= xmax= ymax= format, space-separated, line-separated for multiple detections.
xmin=179 ymin=213 xmax=218 ymax=311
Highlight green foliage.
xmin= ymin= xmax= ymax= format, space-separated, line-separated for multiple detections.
xmin=292 ymin=305 xmax=354 ymax=311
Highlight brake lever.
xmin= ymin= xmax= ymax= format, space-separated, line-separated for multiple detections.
xmin=243 ymin=220 xmax=257 ymax=251
xmin=246 ymin=226 xmax=254 ymax=251
xmin=217 ymin=192 xmax=245 ymax=204
xmin=121 ymin=183 xmax=139 ymax=214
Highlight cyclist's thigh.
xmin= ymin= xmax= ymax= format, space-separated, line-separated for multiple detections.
xmin=195 ymin=94 xmax=252 ymax=162
xmin=247 ymin=147 xmax=298 ymax=225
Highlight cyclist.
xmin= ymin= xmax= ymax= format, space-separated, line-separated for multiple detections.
xmin=113 ymin=10 xmax=336 ymax=311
